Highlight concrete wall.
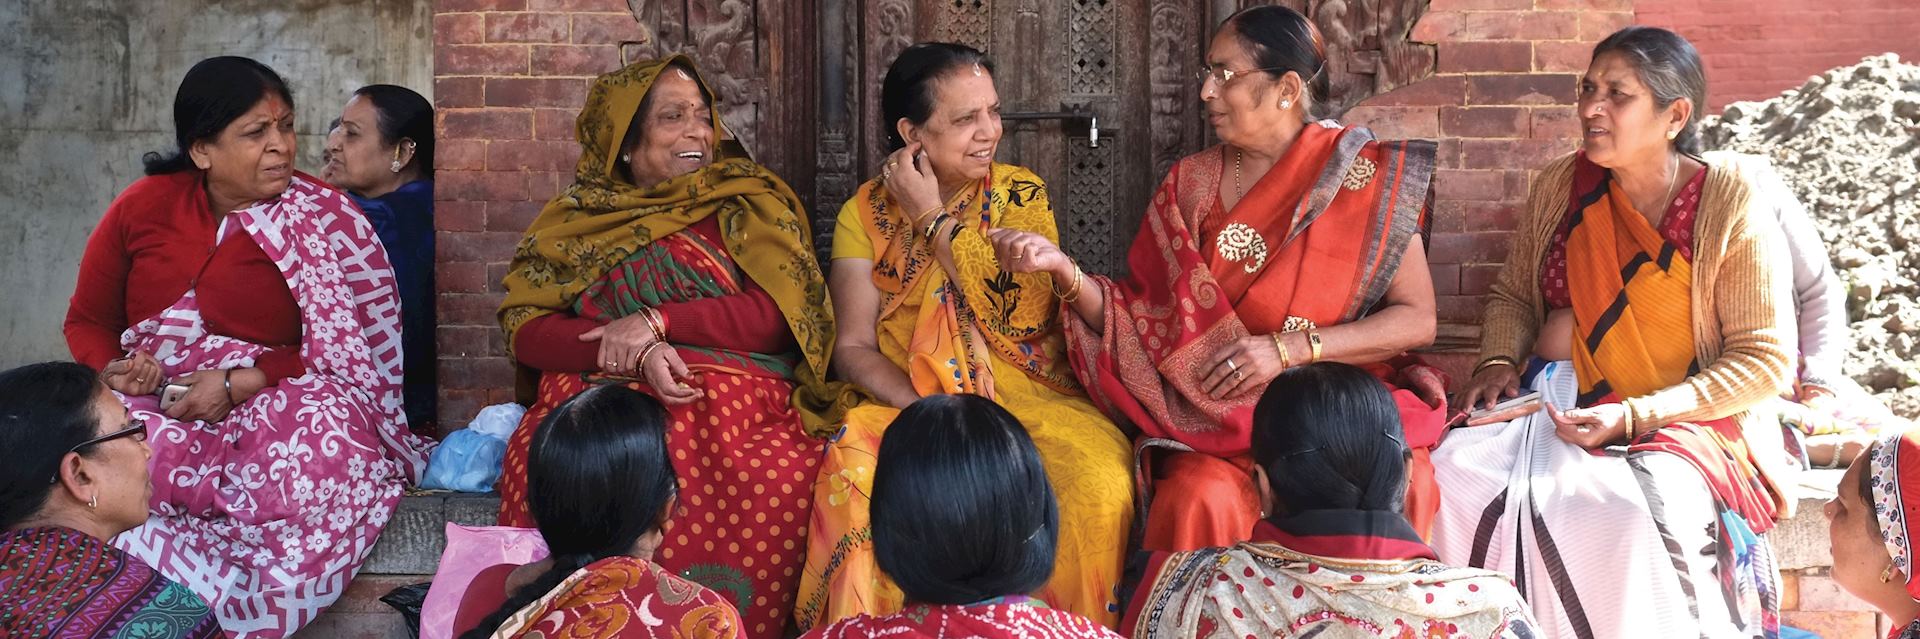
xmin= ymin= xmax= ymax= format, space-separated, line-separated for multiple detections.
xmin=0 ymin=0 xmax=433 ymax=369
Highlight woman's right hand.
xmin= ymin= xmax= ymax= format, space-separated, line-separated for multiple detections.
xmin=640 ymin=344 xmax=701 ymax=406
xmin=1458 ymin=362 xmax=1521 ymax=412
xmin=101 ymin=351 xmax=162 ymax=396
xmin=882 ymin=143 xmax=942 ymax=230
xmin=579 ymin=314 xmax=660 ymax=376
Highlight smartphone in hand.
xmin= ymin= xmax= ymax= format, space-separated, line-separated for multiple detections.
xmin=158 ymin=383 xmax=191 ymax=411
xmin=1465 ymin=391 xmax=1544 ymax=426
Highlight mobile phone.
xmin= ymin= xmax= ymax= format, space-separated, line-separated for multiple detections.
xmin=158 ymin=383 xmax=191 ymax=411
xmin=1466 ymin=391 xmax=1544 ymax=426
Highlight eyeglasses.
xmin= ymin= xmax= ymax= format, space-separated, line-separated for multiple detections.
xmin=1197 ymin=65 xmax=1288 ymax=86
xmin=47 ymin=423 xmax=147 ymax=484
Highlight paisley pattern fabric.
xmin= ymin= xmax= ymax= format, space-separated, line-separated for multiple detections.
xmin=111 ymin=172 xmax=434 ymax=637
xmin=491 ymin=556 xmax=743 ymax=639
xmin=0 ymin=527 xmax=219 ymax=638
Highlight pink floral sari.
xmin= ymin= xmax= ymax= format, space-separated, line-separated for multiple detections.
xmin=112 ymin=173 xmax=436 ymax=638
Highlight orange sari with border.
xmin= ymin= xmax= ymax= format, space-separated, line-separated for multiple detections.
xmin=1063 ymin=122 xmax=1443 ymax=551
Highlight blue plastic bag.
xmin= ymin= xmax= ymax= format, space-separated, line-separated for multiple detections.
xmin=421 ymin=429 xmax=507 ymax=492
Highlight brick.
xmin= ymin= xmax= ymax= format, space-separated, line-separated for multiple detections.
xmin=485 ymin=387 xmax=519 ymax=406
xmin=437 ymin=199 xmax=487 ymax=232
xmin=438 ymin=170 xmax=530 ymax=202
xmin=1428 ymin=230 xmax=1514 ymax=264
xmin=1535 ymin=40 xmax=1594 ymax=74
xmin=531 ymin=0 xmax=628 ymax=9
xmin=1531 ymin=106 xmax=1580 ymax=139
xmin=434 ymin=77 xmax=485 ymax=109
xmin=442 ymin=356 xmax=516 ymax=389
xmin=435 ymin=44 xmax=529 ymax=76
xmin=437 ymin=139 xmax=486 ymax=172
xmin=1428 ymin=0 xmax=1533 ymax=10
xmin=572 ymin=13 xmax=642 ymax=45
xmin=1461 ymin=138 xmax=1575 ymax=171
xmin=442 ymin=293 xmax=508 ymax=326
xmin=486 ymin=262 xmax=514 ymax=294
xmin=442 ymin=109 xmax=533 ymax=141
xmin=438 ymin=259 xmax=488 ymax=293
xmin=488 ymin=200 xmax=548 ymax=233
xmin=536 ymin=108 xmax=580 ymax=141
xmin=529 ymin=171 xmax=571 ymax=202
xmin=1430 ymin=263 xmax=1462 ymax=296
xmin=1539 ymin=0 xmax=1632 ymax=8
xmin=438 ymin=230 xmax=525 ymax=262
xmin=485 ymin=12 xmax=571 ymax=44
xmin=533 ymin=44 xmax=621 ymax=76
xmin=1438 ymin=41 xmax=1533 ymax=73
xmin=1413 ymin=11 xmax=1578 ymax=42
xmin=1434 ymin=138 xmax=1466 ymax=170
xmin=1440 ymin=106 xmax=1530 ymax=138
xmin=1468 ymin=74 xmax=1577 ymax=106
xmin=1433 ymin=169 xmax=1516 ymax=201
xmin=437 ymin=325 xmax=502 ymax=358
xmin=434 ymin=13 xmax=484 ymax=45
xmin=1356 ymin=76 xmax=1470 ymax=107
xmin=1463 ymin=200 xmax=1525 ymax=230
xmin=1436 ymin=294 xmax=1488 ymax=323
xmin=438 ymin=0 xmax=527 ymax=10
xmin=1780 ymin=611 xmax=1877 ymax=639
xmin=1580 ymin=12 xmax=1636 ymax=41
xmin=1342 ymin=106 xmax=1440 ymax=139
xmin=1460 ymin=264 xmax=1504 ymax=295
xmin=486 ymin=77 xmax=590 ymax=108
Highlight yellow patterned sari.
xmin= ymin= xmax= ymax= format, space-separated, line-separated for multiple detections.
xmin=794 ymin=164 xmax=1133 ymax=630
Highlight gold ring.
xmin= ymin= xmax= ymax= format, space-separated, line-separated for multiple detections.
xmin=1234 ymin=370 xmax=1244 ymax=381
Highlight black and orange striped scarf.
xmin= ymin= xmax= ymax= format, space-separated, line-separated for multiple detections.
xmin=1564 ymin=155 xmax=1778 ymax=530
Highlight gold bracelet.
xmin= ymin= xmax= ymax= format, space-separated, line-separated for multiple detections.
xmin=1472 ymin=356 xmax=1516 ymax=377
xmin=637 ymin=307 xmax=665 ymax=340
xmin=915 ymin=205 xmax=944 ymax=234
xmin=1054 ymin=265 xmax=1085 ymax=302
xmin=1273 ymin=333 xmax=1292 ymax=370
xmin=637 ymin=340 xmax=668 ymax=368
xmin=924 ymin=214 xmax=953 ymax=241
xmin=1306 ymin=328 xmax=1323 ymax=363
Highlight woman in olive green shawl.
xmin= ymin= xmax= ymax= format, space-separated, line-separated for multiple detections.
xmin=494 ymin=55 xmax=850 ymax=639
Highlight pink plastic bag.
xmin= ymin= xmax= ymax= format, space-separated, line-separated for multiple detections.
xmin=419 ymin=524 xmax=549 ymax=639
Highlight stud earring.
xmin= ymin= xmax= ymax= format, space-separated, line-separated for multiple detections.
xmin=389 ymin=160 xmax=404 ymax=173
xmin=621 ymin=153 xmax=632 ymax=164
xmin=1666 ymin=130 xmax=1678 ymax=140
xmin=1280 ymin=100 xmax=1291 ymax=110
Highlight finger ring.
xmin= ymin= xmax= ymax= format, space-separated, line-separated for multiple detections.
xmin=605 ymin=360 xmax=617 ymax=368
xmin=1013 ymin=252 xmax=1024 ymax=260
xmin=136 ymin=377 xmax=144 ymax=382
xmin=1225 ymin=359 xmax=1239 ymax=372
xmin=1576 ymin=426 xmax=1591 ymax=433
xmin=1233 ymin=370 xmax=1244 ymax=381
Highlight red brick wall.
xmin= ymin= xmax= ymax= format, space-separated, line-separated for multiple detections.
xmin=433 ymin=0 xmax=638 ymax=428
xmin=1637 ymin=0 xmax=1920 ymax=110
xmin=1342 ymin=0 xmax=1633 ymax=350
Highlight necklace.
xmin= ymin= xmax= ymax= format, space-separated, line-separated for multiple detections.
xmin=1652 ymin=152 xmax=1679 ymax=217
xmin=1233 ymin=148 xmax=1245 ymax=202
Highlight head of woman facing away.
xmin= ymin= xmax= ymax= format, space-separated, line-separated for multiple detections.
xmin=463 ymin=384 xmax=679 ymax=639
xmin=323 ymin=84 xmax=434 ymax=198
xmin=615 ymin=59 xmax=719 ymax=190
xmin=1251 ymin=362 xmax=1410 ymax=520
xmin=881 ymin=42 xmax=1002 ymax=191
xmin=143 ymin=56 xmax=298 ymax=213
xmin=872 ymin=394 xmax=1057 ymax=605
xmin=0 ymin=362 xmax=152 ymax=540
xmin=1202 ymin=5 xmax=1326 ymax=148
xmin=1579 ymin=26 xmax=1708 ymax=168
xmin=1827 ymin=433 xmax=1920 ymax=627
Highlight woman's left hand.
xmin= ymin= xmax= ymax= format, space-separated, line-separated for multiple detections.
xmin=164 ymin=369 xmax=235 ymax=423
xmin=1200 ymin=336 xmax=1286 ymax=400
xmin=580 ymin=314 xmax=660 ymax=376
xmin=1547 ymin=402 xmax=1631 ymax=448
xmin=985 ymin=228 xmax=1073 ymax=276
xmin=1402 ymin=364 xmax=1449 ymax=409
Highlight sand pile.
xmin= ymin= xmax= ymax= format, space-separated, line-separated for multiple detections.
xmin=1700 ymin=53 xmax=1920 ymax=419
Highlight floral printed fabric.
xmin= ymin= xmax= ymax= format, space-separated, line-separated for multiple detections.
xmin=799 ymin=597 xmax=1119 ymax=639
xmin=0 ymin=527 xmax=220 ymax=638
xmin=111 ymin=172 xmax=435 ymax=637
xmin=491 ymin=556 xmax=743 ymax=639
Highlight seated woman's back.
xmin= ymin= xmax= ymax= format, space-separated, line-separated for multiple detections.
xmin=1125 ymin=363 xmax=1537 ymax=638
xmin=462 ymin=385 xmax=741 ymax=639
xmin=802 ymin=394 xmax=1119 ymax=639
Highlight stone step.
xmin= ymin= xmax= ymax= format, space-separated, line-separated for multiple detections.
xmin=295 ymin=492 xmax=501 ymax=639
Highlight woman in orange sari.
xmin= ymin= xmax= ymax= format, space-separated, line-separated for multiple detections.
xmin=995 ymin=6 xmax=1447 ymax=553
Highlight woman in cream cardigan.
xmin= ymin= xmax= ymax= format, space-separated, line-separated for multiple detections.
xmin=1428 ymin=26 xmax=1797 ymax=639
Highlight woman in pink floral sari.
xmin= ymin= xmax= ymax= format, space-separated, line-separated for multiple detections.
xmin=63 ymin=56 xmax=435 ymax=638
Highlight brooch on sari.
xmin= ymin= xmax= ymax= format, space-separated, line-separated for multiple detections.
xmin=1215 ymin=223 xmax=1269 ymax=273
xmin=1343 ymin=157 xmax=1377 ymax=191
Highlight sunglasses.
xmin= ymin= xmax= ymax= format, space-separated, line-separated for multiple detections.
xmin=47 ymin=423 xmax=147 ymax=484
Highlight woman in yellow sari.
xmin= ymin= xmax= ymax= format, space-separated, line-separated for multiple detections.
xmin=794 ymin=43 xmax=1133 ymax=631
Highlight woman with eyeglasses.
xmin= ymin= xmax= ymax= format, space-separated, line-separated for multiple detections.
xmin=1124 ymin=363 xmax=1537 ymax=638
xmin=0 ymin=361 xmax=218 ymax=638
xmin=991 ymin=5 xmax=1447 ymax=553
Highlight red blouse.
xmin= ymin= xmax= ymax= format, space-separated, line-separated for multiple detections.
xmin=512 ymin=214 xmax=796 ymax=373
xmin=65 ymin=171 xmax=306 ymax=383
xmin=1540 ymin=167 xmax=1707 ymax=309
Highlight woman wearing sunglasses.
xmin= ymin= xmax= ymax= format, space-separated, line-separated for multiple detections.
xmin=0 ymin=361 xmax=218 ymax=638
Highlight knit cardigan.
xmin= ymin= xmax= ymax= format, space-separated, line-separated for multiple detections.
xmin=1477 ymin=151 xmax=1797 ymax=431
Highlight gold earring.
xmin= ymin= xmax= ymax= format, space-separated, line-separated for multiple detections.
xmin=1883 ymin=564 xmax=1896 ymax=583
xmin=88 ymin=494 xmax=98 ymax=509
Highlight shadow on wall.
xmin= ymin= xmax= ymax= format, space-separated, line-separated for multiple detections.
xmin=0 ymin=0 xmax=432 ymax=368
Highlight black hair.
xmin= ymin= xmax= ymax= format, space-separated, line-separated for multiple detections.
xmin=616 ymin=60 xmax=714 ymax=183
xmin=1591 ymin=26 xmax=1709 ymax=155
xmin=143 ymin=56 xmax=295 ymax=175
xmin=880 ymin=42 xmax=996 ymax=151
xmin=1251 ymin=362 xmax=1410 ymax=517
xmin=351 ymin=84 xmax=435 ymax=179
xmin=1218 ymin=5 xmax=1329 ymax=117
xmin=462 ymin=385 xmax=678 ymax=639
xmin=872 ymin=394 xmax=1057 ymax=604
xmin=0 ymin=362 xmax=106 ymax=529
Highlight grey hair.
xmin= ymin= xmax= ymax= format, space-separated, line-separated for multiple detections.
xmin=1592 ymin=26 xmax=1708 ymax=154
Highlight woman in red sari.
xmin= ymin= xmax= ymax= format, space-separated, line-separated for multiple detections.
xmin=494 ymin=56 xmax=847 ymax=639
xmin=993 ymin=6 xmax=1446 ymax=552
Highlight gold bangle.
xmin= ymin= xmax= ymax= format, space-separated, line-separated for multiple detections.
xmin=637 ymin=340 xmax=668 ymax=369
xmin=1054 ymin=265 xmax=1085 ymax=302
xmin=924 ymin=214 xmax=952 ymax=241
xmin=1472 ymin=356 xmax=1516 ymax=377
xmin=1273 ymin=333 xmax=1292 ymax=370
xmin=1306 ymin=328 xmax=1323 ymax=363
xmin=637 ymin=307 xmax=665 ymax=340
